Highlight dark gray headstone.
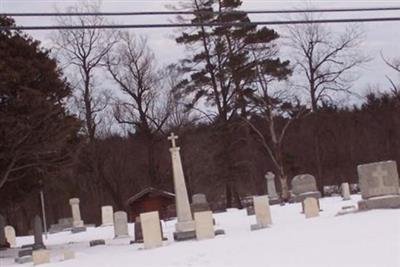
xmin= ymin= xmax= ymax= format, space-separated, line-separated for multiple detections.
xmin=0 ymin=214 xmax=8 ymax=249
xmin=33 ymin=215 xmax=45 ymax=250
xmin=18 ymin=248 xmax=33 ymax=257
xmin=89 ymin=239 xmax=105 ymax=247
xmin=134 ymin=217 xmax=143 ymax=243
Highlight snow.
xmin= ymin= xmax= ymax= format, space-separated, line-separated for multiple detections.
xmin=1 ymin=195 xmax=399 ymax=267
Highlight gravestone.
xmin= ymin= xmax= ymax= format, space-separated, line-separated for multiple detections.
xmin=89 ymin=239 xmax=105 ymax=247
xmin=341 ymin=182 xmax=351 ymax=201
xmin=194 ymin=211 xmax=215 ymax=240
xmin=114 ymin=211 xmax=129 ymax=238
xmin=0 ymin=214 xmax=9 ymax=249
xmin=303 ymin=197 xmax=320 ymax=218
xmin=251 ymin=195 xmax=272 ymax=231
xmin=33 ymin=216 xmax=45 ymax=250
xmin=191 ymin=193 xmax=211 ymax=215
xmin=265 ymin=172 xmax=281 ymax=204
xmin=134 ymin=216 xmax=143 ymax=243
xmin=168 ymin=133 xmax=196 ymax=241
xmin=290 ymin=174 xmax=321 ymax=203
xmin=63 ymin=250 xmax=75 ymax=261
xmin=101 ymin=206 xmax=114 ymax=226
xmin=69 ymin=198 xmax=86 ymax=233
xmin=140 ymin=211 xmax=163 ymax=249
xmin=357 ymin=161 xmax=400 ymax=210
xmin=32 ymin=249 xmax=50 ymax=265
xmin=5 ymin=225 xmax=16 ymax=247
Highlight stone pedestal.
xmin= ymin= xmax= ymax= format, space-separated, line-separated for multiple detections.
xmin=69 ymin=198 xmax=84 ymax=228
xmin=168 ymin=134 xmax=196 ymax=241
xmin=265 ymin=172 xmax=281 ymax=205
xmin=341 ymin=182 xmax=351 ymax=200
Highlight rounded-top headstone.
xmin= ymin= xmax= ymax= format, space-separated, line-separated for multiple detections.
xmin=291 ymin=174 xmax=318 ymax=195
xmin=4 ymin=225 xmax=16 ymax=247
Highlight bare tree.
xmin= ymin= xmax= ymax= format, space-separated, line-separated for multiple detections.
xmin=287 ymin=13 xmax=369 ymax=111
xmin=53 ymin=1 xmax=117 ymax=142
xmin=381 ymin=52 xmax=400 ymax=94
xmin=106 ymin=32 xmax=171 ymax=185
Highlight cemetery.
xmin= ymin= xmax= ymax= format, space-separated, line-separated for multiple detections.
xmin=1 ymin=1 xmax=400 ymax=267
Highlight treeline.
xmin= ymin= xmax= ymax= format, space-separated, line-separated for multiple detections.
xmin=1 ymin=0 xmax=400 ymax=234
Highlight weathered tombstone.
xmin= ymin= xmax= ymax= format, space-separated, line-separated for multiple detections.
xmin=69 ymin=198 xmax=86 ymax=233
xmin=63 ymin=250 xmax=75 ymax=261
xmin=357 ymin=161 xmax=400 ymax=210
xmin=246 ymin=206 xmax=255 ymax=216
xmin=168 ymin=133 xmax=196 ymax=241
xmin=32 ymin=249 xmax=50 ymax=265
xmin=251 ymin=195 xmax=272 ymax=231
xmin=33 ymin=216 xmax=46 ymax=250
xmin=140 ymin=211 xmax=163 ymax=249
xmin=265 ymin=172 xmax=281 ymax=204
xmin=114 ymin=211 xmax=129 ymax=238
xmin=0 ymin=214 xmax=9 ymax=249
xmin=290 ymin=174 xmax=321 ymax=203
xmin=5 ymin=225 xmax=16 ymax=247
xmin=341 ymin=182 xmax=351 ymax=201
xmin=101 ymin=206 xmax=114 ymax=226
xmin=191 ymin=193 xmax=211 ymax=216
xmin=194 ymin=211 xmax=215 ymax=240
xmin=134 ymin=216 xmax=143 ymax=243
xmin=303 ymin=197 xmax=320 ymax=218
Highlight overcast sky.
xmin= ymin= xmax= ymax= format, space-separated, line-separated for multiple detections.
xmin=2 ymin=0 xmax=400 ymax=105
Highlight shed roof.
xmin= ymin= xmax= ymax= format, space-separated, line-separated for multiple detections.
xmin=126 ymin=187 xmax=175 ymax=205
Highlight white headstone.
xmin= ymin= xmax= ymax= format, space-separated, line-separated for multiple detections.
xmin=140 ymin=211 xmax=162 ymax=249
xmin=114 ymin=211 xmax=129 ymax=238
xmin=4 ymin=225 xmax=16 ymax=247
xmin=63 ymin=250 xmax=75 ymax=261
xmin=194 ymin=211 xmax=215 ymax=240
xmin=101 ymin=206 xmax=114 ymax=226
xmin=69 ymin=198 xmax=84 ymax=227
xmin=168 ymin=133 xmax=196 ymax=239
xmin=303 ymin=197 xmax=319 ymax=218
xmin=32 ymin=249 xmax=50 ymax=265
xmin=253 ymin=195 xmax=272 ymax=228
xmin=341 ymin=182 xmax=351 ymax=200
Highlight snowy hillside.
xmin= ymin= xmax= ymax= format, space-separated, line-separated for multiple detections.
xmin=1 ymin=195 xmax=399 ymax=267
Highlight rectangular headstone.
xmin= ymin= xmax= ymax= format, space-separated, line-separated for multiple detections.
xmin=114 ymin=211 xmax=129 ymax=238
xmin=140 ymin=211 xmax=162 ymax=249
xmin=303 ymin=197 xmax=320 ymax=218
xmin=32 ymin=249 xmax=50 ymax=265
xmin=341 ymin=182 xmax=351 ymax=200
xmin=253 ymin=195 xmax=272 ymax=227
xmin=194 ymin=211 xmax=215 ymax=240
xmin=101 ymin=206 xmax=114 ymax=226
xmin=63 ymin=250 xmax=75 ymax=261
xmin=358 ymin=161 xmax=400 ymax=199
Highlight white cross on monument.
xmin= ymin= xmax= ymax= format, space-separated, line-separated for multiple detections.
xmin=168 ymin=133 xmax=179 ymax=148
xmin=372 ymin=165 xmax=388 ymax=187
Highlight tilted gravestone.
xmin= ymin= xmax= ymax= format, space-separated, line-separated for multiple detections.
xmin=5 ymin=225 xmax=16 ymax=247
xmin=140 ymin=211 xmax=163 ymax=249
xmin=114 ymin=211 xmax=129 ymax=238
xmin=251 ymin=195 xmax=272 ymax=231
xmin=194 ymin=211 xmax=215 ymax=240
xmin=33 ymin=216 xmax=45 ymax=250
xmin=303 ymin=197 xmax=320 ymax=219
xmin=290 ymin=174 xmax=321 ymax=203
xmin=357 ymin=161 xmax=400 ymax=210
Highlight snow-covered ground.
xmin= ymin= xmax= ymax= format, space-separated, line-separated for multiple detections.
xmin=1 ymin=195 xmax=399 ymax=267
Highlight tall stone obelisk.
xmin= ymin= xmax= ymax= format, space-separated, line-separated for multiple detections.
xmin=168 ymin=133 xmax=196 ymax=241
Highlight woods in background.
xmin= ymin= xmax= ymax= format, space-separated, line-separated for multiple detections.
xmin=1 ymin=0 xmax=400 ymax=233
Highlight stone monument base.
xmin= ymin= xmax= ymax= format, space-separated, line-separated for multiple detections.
xmin=358 ymin=195 xmax=400 ymax=210
xmin=173 ymin=230 xmax=196 ymax=241
xmin=174 ymin=220 xmax=196 ymax=241
xmin=250 ymin=224 xmax=267 ymax=231
xmin=269 ymin=198 xmax=282 ymax=205
xmin=290 ymin=191 xmax=321 ymax=203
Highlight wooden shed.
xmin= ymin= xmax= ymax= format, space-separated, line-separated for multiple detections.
xmin=126 ymin=187 xmax=175 ymax=222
